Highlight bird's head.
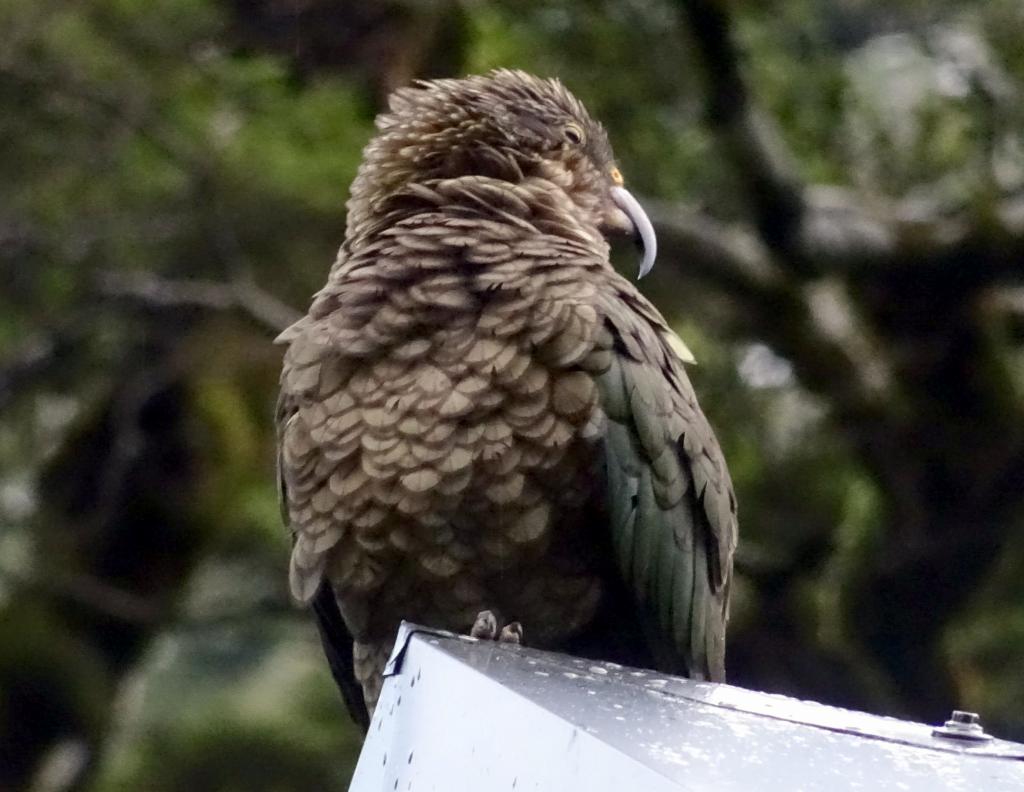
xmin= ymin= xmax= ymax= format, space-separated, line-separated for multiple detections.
xmin=347 ymin=69 xmax=657 ymax=278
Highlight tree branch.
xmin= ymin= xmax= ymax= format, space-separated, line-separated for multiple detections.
xmin=648 ymin=201 xmax=784 ymax=302
xmin=651 ymin=201 xmax=894 ymax=430
xmin=675 ymin=2 xmax=1024 ymax=285
xmin=799 ymin=186 xmax=1024 ymax=280
xmin=988 ymin=286 xmax=1024 ymax=321
xmin=94 ymin=271 xmax=301 ymax=335
xmin=1 ymin=273 xmax=298 ymax=412
xmin=0 ymin=322 xmax=88 ymax=412
xmin=677 ymin=0 xmax=807 ymax=261
xmin=0 ymin=561 xmax=164 ymax=626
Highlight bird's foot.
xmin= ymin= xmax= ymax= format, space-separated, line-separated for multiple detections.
xmin=470 ymin=609 xmax=523 ymax=645
xmin=499 ymin=621 xmax=524 ymax=644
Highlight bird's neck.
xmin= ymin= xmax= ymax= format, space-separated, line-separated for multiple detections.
xmin=311 ymin=175 xmax=611 ymax=333
xmin=346 ymin=174 xmax=607 ymax=261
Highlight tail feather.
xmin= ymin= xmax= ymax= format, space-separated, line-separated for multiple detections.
xmin=310 ymin=582 xmax=369 ymax=731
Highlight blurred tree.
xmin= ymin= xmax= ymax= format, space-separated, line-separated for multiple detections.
xmin=1 ymin=0 xmax=1022 ymax=790
xmin=226 ymin=0 xmax=470 ymax=102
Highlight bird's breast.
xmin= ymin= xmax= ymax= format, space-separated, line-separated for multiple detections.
xmin=282 ymin=262 xmax=613 ymax=638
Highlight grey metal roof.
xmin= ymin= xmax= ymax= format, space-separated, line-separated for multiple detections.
xmin=349 ymin=623 xmax=1024 ymax=791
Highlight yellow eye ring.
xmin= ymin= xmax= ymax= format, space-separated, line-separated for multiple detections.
xmin=563 ymin=123 xmax=585 ymax=145
xmin=610 ymin=167 xmax=624 ymax=185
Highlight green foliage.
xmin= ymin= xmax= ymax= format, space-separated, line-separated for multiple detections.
xmin=464 ymin=1 xmax=720 ymax=202
xmin=1 ymin=1 xmax=368 ymax=787
xmin=92 ymin=620 xmax=360 ymax=791
xmin=737 ymin=2 xmax=850 ymax=183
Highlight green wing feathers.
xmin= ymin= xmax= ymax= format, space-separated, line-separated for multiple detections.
xmin=597 ymin=313 xmax=737 ymax=682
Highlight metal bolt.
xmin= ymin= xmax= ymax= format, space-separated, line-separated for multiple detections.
xmin=931 ymin=710 xmax=993 ymax=742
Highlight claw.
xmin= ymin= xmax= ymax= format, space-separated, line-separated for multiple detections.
xmin=499 ymin=621 xmax=523 ymax=644
xmin=469 ymin=610 xmax=523 ymax=644
xmin=470 ymin=609 xmax=499 ymax=640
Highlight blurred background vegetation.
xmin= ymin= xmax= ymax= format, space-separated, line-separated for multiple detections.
xmin=2 ymin=0 xmax=1023 ymax=789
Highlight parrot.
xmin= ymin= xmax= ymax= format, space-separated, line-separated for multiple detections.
xmin=276 ymin=69 xmax=737 ymax=728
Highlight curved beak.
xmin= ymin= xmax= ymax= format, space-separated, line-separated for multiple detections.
xmin=611 ymin=186 xmax=657 ymax=279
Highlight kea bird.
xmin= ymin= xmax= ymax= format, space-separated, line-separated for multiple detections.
xmin=276 ymin=70 xmax=738 ymax=728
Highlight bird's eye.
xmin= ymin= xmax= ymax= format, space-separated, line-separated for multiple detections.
xmin=563 ymin=123 xmax=585 ymax=145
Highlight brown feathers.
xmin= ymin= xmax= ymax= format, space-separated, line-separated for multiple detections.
xmin=276 ymin=70 xmax=737 ymax=720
